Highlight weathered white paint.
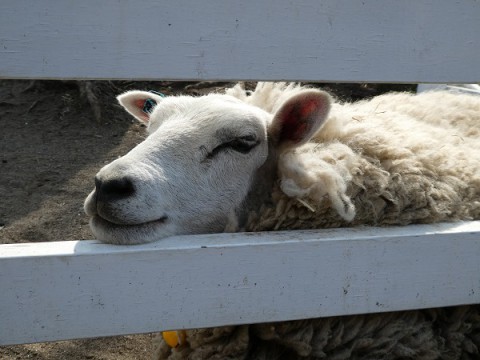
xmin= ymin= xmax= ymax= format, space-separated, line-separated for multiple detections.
xmin=0 ymin=0 xmax=479 ymax=82
xmin=1 ymin=0 xmax=479 ymax=348
xmin=1 ymin=221 xmax=479 ymax=345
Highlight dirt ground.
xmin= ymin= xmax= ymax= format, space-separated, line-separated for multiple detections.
xmin=0 ymin=80 xmax=415 ymax=359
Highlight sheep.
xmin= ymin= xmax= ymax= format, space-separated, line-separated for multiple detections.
xmin=153 ymin=306 xmax=480 ymax=360
xmin=84 ymin=82 xmax=480 ymax=244
xmin=84 ymin=82 xmax=480 ymax=359
xmin=84 ymin=82 xmax=333 ymax=244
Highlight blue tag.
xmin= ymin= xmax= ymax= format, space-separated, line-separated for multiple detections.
xmin=149 ymin=90 xmax=166 ymax=98
xmin=142 ymin=91 xmax=166 ymax=114
xmin=142 ymin=98 xmax=157 ymax=114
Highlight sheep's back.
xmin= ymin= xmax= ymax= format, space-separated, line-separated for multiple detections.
xmin=247 ymin=91 xmax=480 ymax=232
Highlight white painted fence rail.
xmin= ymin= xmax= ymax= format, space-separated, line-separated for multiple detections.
xmin=1 ymin=0 xmax=479 ymax=348
xmin=1 ymin=222 xmax=480 ymax=346
xmin=1 ymin=0 xmax=480 ymax=82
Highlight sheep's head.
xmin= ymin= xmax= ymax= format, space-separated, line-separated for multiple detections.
xmin=84 ymin=86 xmax=331 ymax=244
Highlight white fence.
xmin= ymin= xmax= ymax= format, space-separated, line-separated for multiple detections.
xmin=1 ymin=0 xmax=479 ymax=82
xmin=1 ymin=0 xmax=479 ymax=346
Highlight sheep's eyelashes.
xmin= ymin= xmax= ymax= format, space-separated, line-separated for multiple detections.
xmin=207 ymin=136 xmax=259 ymax=159
xmin=227 ymin=137 xmax=259 ymax=153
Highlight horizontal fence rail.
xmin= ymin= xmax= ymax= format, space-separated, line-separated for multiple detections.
xmin=1 ymin=0 xmax=479 ymax=349
xmin=1 ymin=0 xmax=479 ymax=82
xmin=1 ymin=222 xmax=480 ymax=345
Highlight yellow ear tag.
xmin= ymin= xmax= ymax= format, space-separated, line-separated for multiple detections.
xmin=162 ymin=330 xmax=187 ymax=348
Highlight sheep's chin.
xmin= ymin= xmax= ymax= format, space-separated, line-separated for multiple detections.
xmin=89 ymin=215 xmax=173 ymax=245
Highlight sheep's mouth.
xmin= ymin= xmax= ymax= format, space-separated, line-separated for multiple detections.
xmin=89 ymin=215 xmax=170 ymax=245
xmin=96 ymin=214 xmax=168 ymax=227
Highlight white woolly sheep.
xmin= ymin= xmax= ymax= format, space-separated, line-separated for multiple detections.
xmin=85 ymin=82 xmax=480 ymax=244
xmin=84 ymin=82 xmax=480 ymax=359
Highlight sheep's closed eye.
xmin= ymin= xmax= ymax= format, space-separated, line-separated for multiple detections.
xmin=206 ymin=135 xmax=259 ymax=160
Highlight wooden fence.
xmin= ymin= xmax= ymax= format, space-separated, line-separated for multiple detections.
xmin=1 ymin=0 xmax=479 ymax=346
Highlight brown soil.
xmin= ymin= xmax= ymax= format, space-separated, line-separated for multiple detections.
xmin=0 ymin=80 xmax=415 ymax=359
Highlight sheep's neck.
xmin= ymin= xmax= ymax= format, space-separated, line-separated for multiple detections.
xmin=236 ymin=143 xmax=278 ymax=229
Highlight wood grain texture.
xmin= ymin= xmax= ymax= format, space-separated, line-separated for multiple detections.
xmin=1 ymin=1 xmax=480 ymax=347
xmin=1 ymin=0 xmax=479 ymax=82
xmin=1 ymin=222 xmax=479 ymax=345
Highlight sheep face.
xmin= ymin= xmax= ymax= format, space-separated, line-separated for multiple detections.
xmin=84 ymin=87 xmax=331 ymax=244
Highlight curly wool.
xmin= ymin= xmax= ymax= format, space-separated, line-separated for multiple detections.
xmin=153 ymin=83 xmax=480 ymax=360
xmin=154 ymin=306 xmax=480 ymax=360
xmin=245 ymin=87 xmax=480 ymax=232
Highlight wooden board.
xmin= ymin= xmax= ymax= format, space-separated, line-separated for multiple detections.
xmin=1 ymin=0 xmax=479 ymax=82
xmin=1 ymin=221 xmax=479 ymax=345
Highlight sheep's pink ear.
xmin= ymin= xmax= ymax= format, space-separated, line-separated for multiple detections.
xmin=270 ymin=90 xmax=331 ymax=148
xmin=117 ymin=91 xmax=164 ymax=124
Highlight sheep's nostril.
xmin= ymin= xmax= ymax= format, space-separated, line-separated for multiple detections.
xmin=95 ymin=176 xmax=135 ymax=202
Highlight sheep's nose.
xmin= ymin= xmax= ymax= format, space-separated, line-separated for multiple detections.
xmin=95 ymin=176 xmax=135 ymax=202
